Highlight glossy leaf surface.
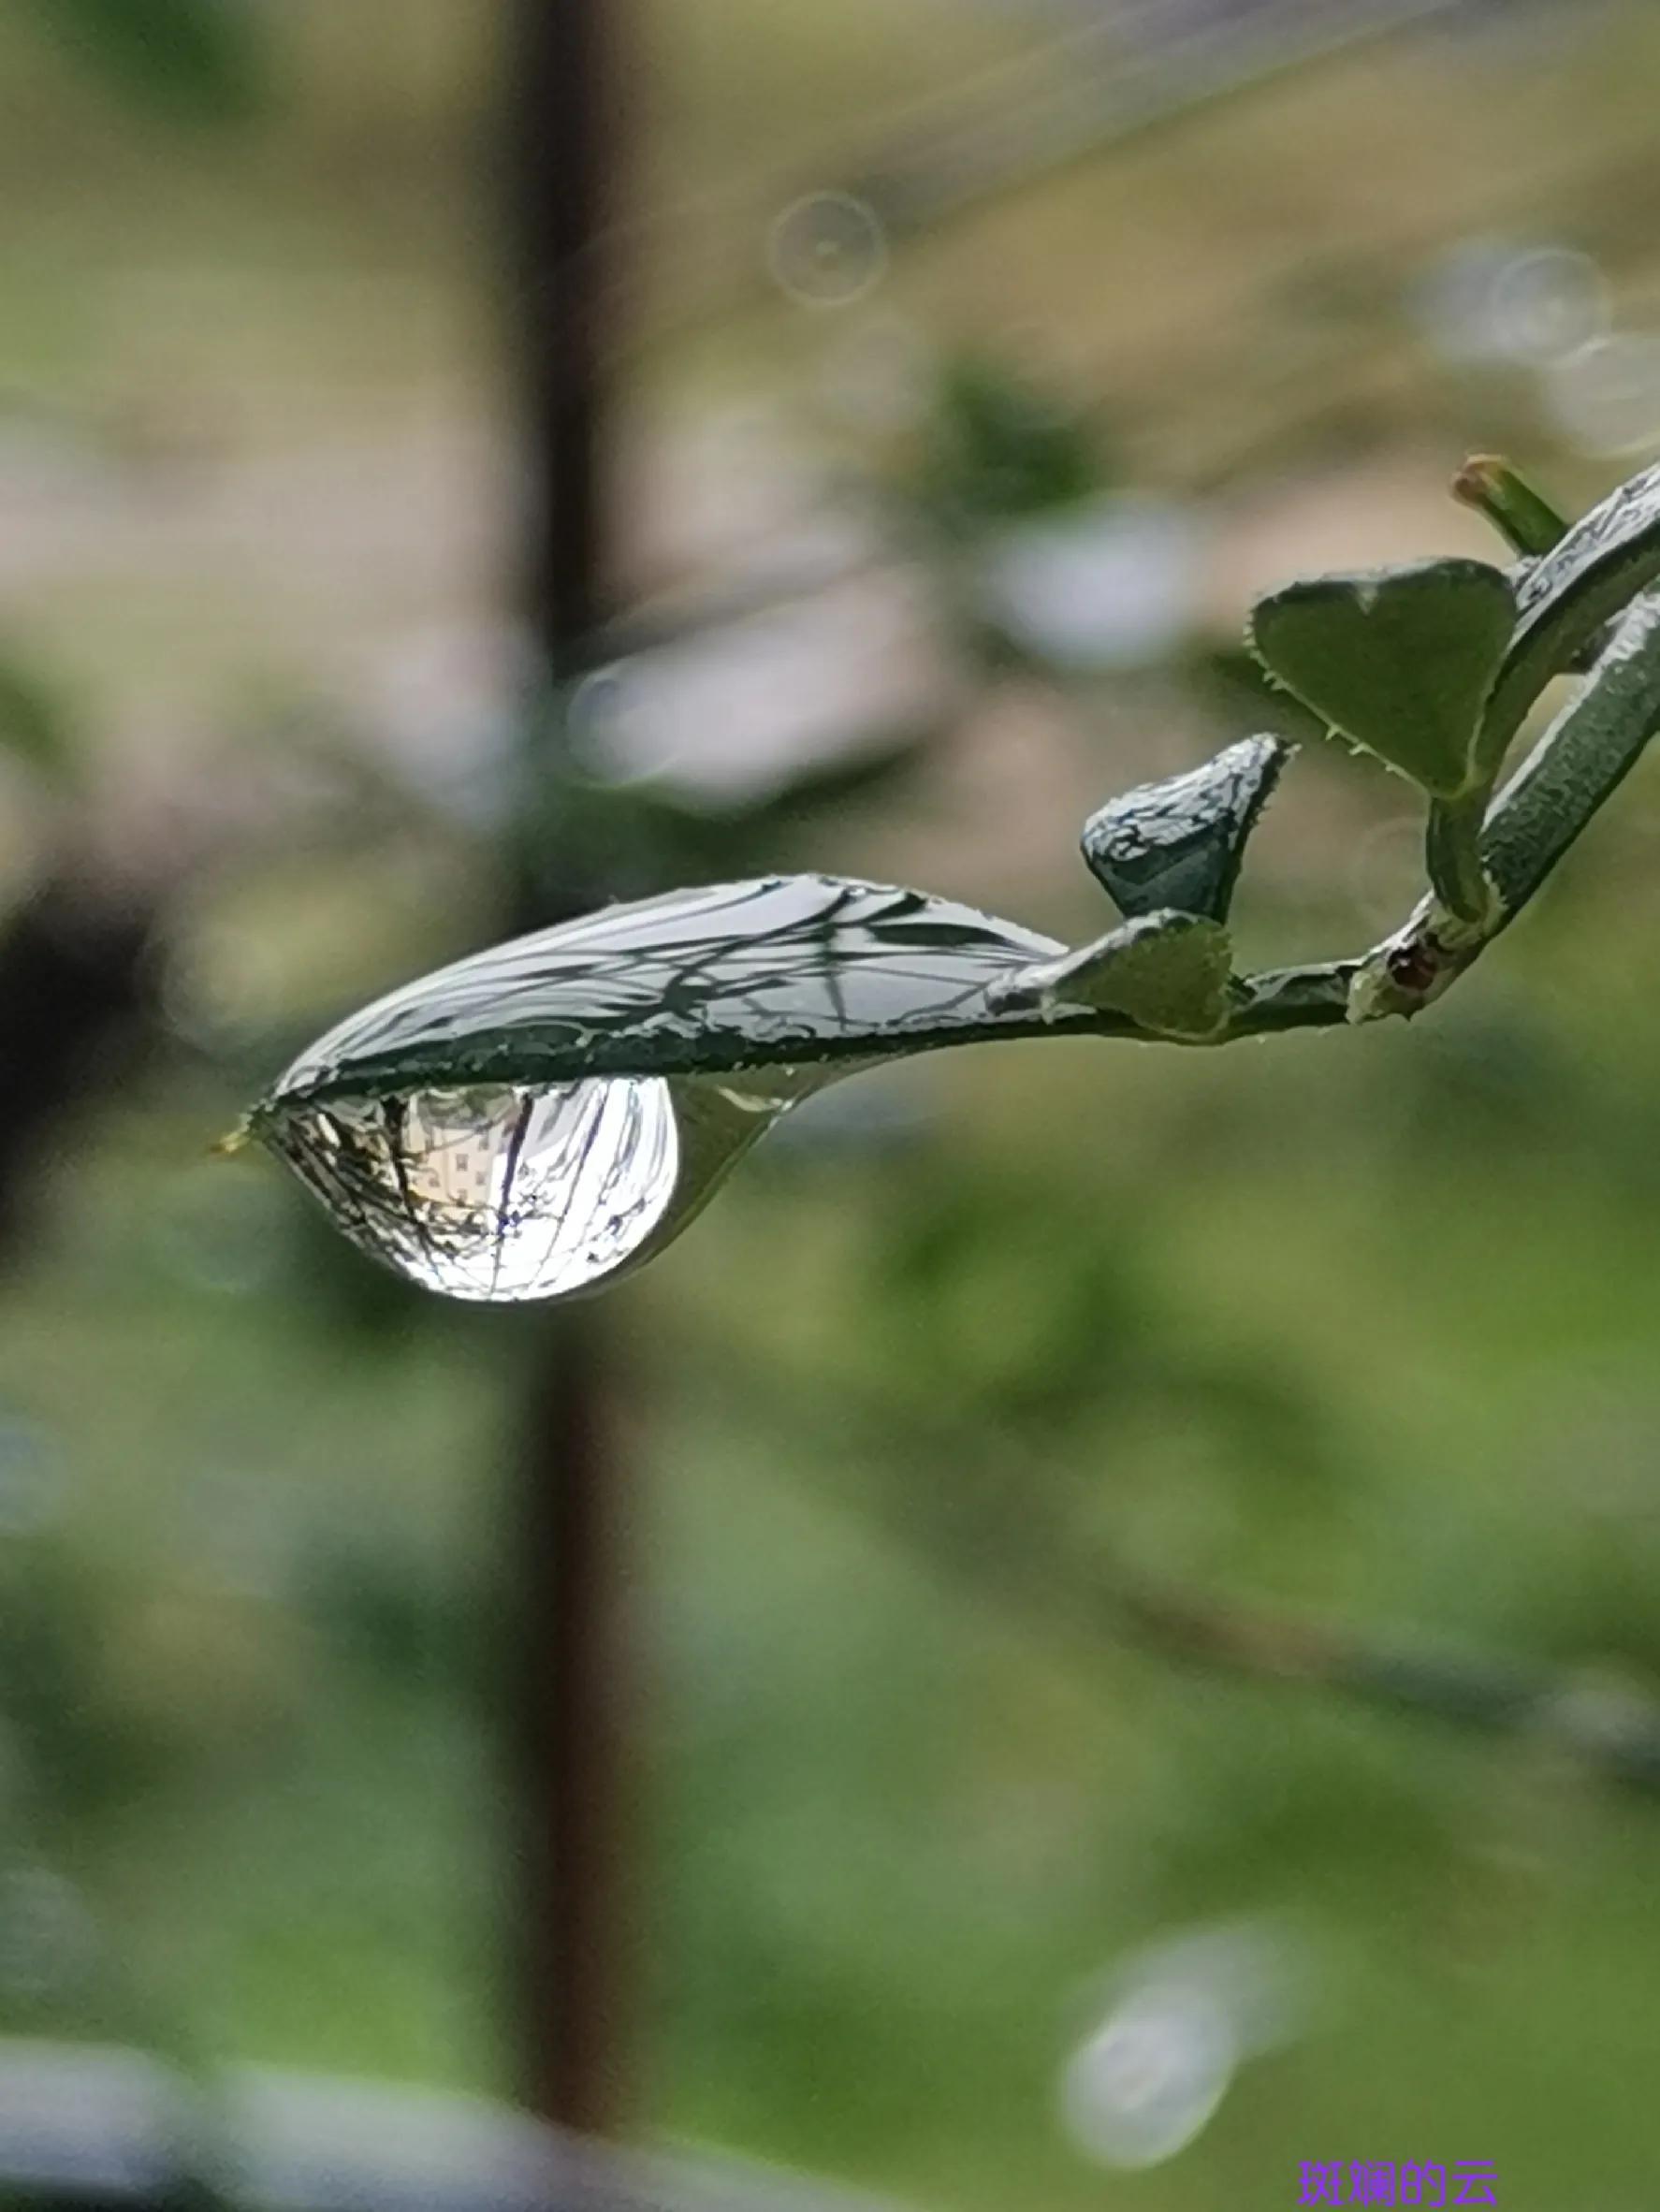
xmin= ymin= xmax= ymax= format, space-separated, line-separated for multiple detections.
xmin=256 ymin=875 xmax=1076 ymax=1114
xmin=252 ymin=876 xmax=1099 ymax=1306
xmin=1478 ymin=457 xmax=1660 ymax=772
xmin=1081 ymin=735 xmax=1288 ymax=922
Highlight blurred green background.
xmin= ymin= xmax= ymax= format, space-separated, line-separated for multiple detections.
xmin=6 ymin=2 xmax=1660 ymax=2207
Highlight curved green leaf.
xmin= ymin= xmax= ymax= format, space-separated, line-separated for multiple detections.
xmin=1081 ymin=735 xmax=1289 ymax=922
xmin=1477 ymin=458 xmax=1660 ymax=776
xmin=1248 ymin=558 xmax=1514 ymax=799
xmin=254 ymin=875 xmax=1099 ymax=1114
xmin=1482 ymin=590 xmax=1660 ymax=916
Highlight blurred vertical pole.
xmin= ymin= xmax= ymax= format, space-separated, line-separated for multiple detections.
xmin=505 ymin=0 xmax=614 ymax=660
xmin=501 ymin=0 xmax=636 ymax=2138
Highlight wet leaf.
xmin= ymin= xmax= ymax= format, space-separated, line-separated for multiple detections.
xmin=1478 ymin=457 xmax=1660 ymax=773
xmin=1082 ymin=735 xmax=1289 ymax=923
xmin=253 ymin=876 xmax=1078 ymax=1113
xmin=249 ymin=876 xmax=1107 ymax=1303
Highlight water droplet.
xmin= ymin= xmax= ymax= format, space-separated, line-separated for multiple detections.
xmin=1059 ymin=1982 xmax=1237 ymax=2171
xmin=252 ymin=875 xmax=1066 ymax=1300
xmin=767 ymin=193 xmax=887 ymax=308
xmin=262 ymin=1070 xmax=808 ymax=1305
xmin=265 ymin=1077 xmax=680 ymax=1303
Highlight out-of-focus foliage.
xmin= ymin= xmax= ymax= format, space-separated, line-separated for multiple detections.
xmin=7 ymin=3 xmax=1660 ymax=2209
xmin=17 ymin=0 xmax=266 ymax=122
xmin=901 ymin=351 xmax=1111 ymax=537
xmin=0 ymin=647 xmax=76 ymax=786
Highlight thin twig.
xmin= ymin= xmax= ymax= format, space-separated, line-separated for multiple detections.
xmin=1109 ymin=1576 xmax=1660 ymax=1793
xmin=809 ymin=1437 xmax=1660 ymax=1797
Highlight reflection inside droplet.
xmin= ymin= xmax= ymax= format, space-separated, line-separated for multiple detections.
xmin=250 ymin=871 xmax=1060 ymax=1302
xmin=266 ymin=1076 xmax=683 ymax=1303
xmin=767 ymin=192 xmax=887 ymax=307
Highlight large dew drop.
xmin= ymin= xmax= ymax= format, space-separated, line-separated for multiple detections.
xmin=266 ymin=1077 xmax=683 ymax=1303
xmin=248 ymin=873 xmax=1069 ymax=1302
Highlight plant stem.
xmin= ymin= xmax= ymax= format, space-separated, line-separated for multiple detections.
xmin=1111 ymin=1575 xmax=1660 ymax=1792
xmin=1452 ymin=454 xmax=1570 ymax=558
xmin=1423 ymin=789 xmax=1494 ymax=928
xmin=811 ymin=1425 xmax=1660 ymax=1799
xmin=1229 ymin=590 xmax=1660 ymax=1034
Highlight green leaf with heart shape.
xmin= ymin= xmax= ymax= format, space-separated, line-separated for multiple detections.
xmin=1247 ymin=558 xmax=1516 ymax=800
